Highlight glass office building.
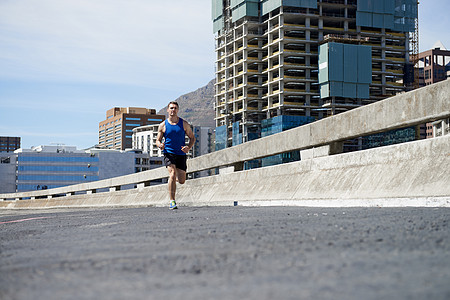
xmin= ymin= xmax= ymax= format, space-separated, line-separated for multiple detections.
xmin=16 ymin=150 xmax=99 ymax=192
xmin=16 ymin=146 xmax=99 ymax=192
xmin=13 ymin=145 xmax=162 ymax=192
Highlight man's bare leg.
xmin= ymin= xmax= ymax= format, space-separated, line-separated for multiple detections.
xmin=177 ymin=169 xmax=186 ymax=185
xmin=168 ymin=165 xmax=177 ymax=201
xmin=168 ymin=165 xmax=186 ymax=209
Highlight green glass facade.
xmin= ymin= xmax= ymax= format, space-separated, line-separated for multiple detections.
xmin=232 ymin=121 xmax=243 ymax=146
xmin=215 ymin=125 xmax=227 ymax=151
xmin=261 ymin=115 xmax=314 ymax=167
xmin=213 ymin=0 xmax=318 ymax=33
xmin=212 ymin=0 xmax=223 ymax=33
xmin=356 ymin=0 xmax=417 ymax=32
xmin=232 ymin=0 xmax=259 ymax=22
xmin=319 ymin=42 xmax=372 ymax=99
xmin=261 ymin=115 xmax=315 ymax=137
xmin=261 ymin=0 xmax=317 ymax=15
xmin=362 ymin=127 xmax=416 ymax=150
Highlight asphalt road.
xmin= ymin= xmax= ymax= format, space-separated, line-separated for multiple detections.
xmin=1 ymin=206 xmax=449 ymax=300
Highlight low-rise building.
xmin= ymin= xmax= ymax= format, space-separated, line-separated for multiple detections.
xmin=132 ymin=124 xmax=162 ymax=157
xmin=417 ymin=42 xmax=450 ymax=139
xmin=0 ymin=154 xmax=17 ymax=193
xmin=6 ymin=145 xmax=163 ymax=193
xmin=192 ymin=127 xmax=214 ymax=158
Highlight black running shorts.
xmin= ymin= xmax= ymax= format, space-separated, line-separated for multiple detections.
xmin=163 ymin=152 xmax=187 ymax=172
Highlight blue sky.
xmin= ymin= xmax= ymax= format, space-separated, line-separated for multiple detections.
xmin=1 ymin=0 xmax=449 ymax=150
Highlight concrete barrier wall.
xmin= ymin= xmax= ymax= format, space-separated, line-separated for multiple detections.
xmin=2 ymin=80 xmax=449 ymax=202
xmin=2 ymin=135 xmax=448 ymax=209
xmin=190 ymin=79 xmax=450 ymax=171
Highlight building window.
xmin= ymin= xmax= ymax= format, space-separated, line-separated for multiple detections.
xmin=17 ymin=156 xmax=98 ymax=163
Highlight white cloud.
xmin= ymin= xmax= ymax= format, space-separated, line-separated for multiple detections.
xmin=0 ymin=0 xmax=215 ymax=88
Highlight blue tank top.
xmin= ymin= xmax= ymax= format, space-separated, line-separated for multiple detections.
xmin=164 ymin=118 xmax=186 ymax=155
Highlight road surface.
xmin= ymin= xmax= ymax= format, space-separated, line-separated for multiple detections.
xmin=1 ymin=206 xmax=449 ymax=300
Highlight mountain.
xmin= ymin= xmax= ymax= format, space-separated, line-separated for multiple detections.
xmin=158 ymin=79 xmax=215 ymax=127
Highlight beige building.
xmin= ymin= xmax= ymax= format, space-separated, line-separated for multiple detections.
xmin=98 ymin=107 xmax=165 ymax=150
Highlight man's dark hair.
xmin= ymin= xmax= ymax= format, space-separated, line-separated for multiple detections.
xmin=168 ymin=101 xmax=179 ymax=108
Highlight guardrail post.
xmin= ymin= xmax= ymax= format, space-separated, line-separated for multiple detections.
xmin=233 ymin=162 xmax=244 ymax=172
xmin=137 ymin=182 xmax=151 ymax=190
xmin=329 ymin=141 xmax=343 ymax=155
xmin=47 ymin=195 xmax=53 ymax=199
xmin=87 ymin=189 xmax=97 ymax=194
xmin=109 ymin=186 xmax=121 ymax=192
xmin=66 ymin=192 xmax=75 ymax=197
xmin=301 ymin=145 xmax=332 ymax=160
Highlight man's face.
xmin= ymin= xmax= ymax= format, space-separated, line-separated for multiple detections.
xmin=168 ymin=104 xmax=179 ymax=116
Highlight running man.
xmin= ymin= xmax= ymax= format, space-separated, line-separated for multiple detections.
xmin=156 ymin=101 xmax=195 ymax=209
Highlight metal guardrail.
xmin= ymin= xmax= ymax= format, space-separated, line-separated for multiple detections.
xmin=1 ymin=80 xmax=449 ymax=201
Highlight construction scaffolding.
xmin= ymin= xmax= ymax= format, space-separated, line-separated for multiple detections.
xmin=212 ymin=0 xmax=419 ymax=151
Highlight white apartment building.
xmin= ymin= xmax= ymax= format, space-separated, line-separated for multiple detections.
xmin=132 ymin=124 xmax=162 ymax=157
xmin=132 ymin=124 xmax=213 ymax=158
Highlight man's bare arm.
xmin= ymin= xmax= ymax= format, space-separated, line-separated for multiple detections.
xmin=182 ymin=120 xmax=196 ymax=153
xmin=156 ymin=122 xmax=165 ymax=150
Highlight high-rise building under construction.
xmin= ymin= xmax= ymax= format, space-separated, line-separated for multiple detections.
xmin=212 ymin=0 xmax=418 ymax=152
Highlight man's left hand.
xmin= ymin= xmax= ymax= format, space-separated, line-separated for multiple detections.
xmin=181 ymin=146 xmax=190 ymax=153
